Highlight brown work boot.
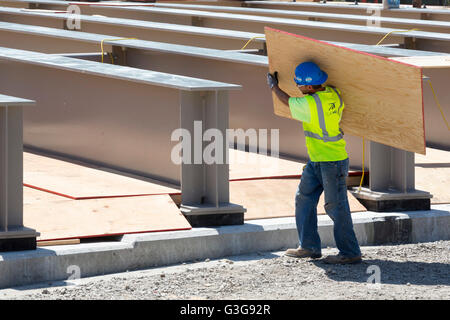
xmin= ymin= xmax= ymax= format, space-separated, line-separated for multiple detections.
xmin=322 ymin=254 xmax=362 ymax=265
xmin=284 ymin=247 xmax=322 ymax=259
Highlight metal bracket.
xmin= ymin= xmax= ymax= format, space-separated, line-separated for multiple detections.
xmin=111 ymin=45 xmax=127 ymax=66
xmin=191 ymin=16 xmax=203 ymax=27
xmin=351 ymin=141 xmax=432 ymax=212
xmin=404 ymin=37 xmax=417 ymax=50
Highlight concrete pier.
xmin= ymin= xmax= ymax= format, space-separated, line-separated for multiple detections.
xmin=0 ymin=204 xmax=449 ymax=289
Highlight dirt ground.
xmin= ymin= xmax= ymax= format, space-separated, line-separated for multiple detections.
xmin=1 ymin=240 xmax=449 ymax=301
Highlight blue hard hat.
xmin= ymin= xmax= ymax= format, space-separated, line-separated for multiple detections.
xmin=294 ymin=62 xmax=328 ymax=86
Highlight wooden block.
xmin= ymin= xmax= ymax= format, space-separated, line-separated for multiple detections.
xmin=265 ymin=27 xmax=426 ymax=155
xmin=170 ymin=193 xmax=182 ymax=206
xmin=346 ymin=173 xmax=367 ymax=187
xmin=389 ymin=56 xmax=450 ymax=69
xmin=37 ymin=239 xmax=81 ymax=247
xmin=230 ymin=178 xmax=367 ymax=221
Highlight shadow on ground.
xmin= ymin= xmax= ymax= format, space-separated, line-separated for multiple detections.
xmin=311 ymin=258 xmax=450 ymax=286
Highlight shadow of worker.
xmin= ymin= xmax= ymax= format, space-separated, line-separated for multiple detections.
xmin=310 ymin=258 xmax=450 ymax=286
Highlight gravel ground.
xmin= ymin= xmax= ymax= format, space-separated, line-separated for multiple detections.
xmin=1 ymin=240 xmax=449 ymax=300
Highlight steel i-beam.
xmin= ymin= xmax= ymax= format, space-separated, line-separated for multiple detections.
xmin=179 ymin=90 xmax=246 ymax=227
xmin=0 ymin=94 xmax=39 ymax=251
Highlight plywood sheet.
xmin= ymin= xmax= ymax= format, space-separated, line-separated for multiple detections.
xmin=229 ymin=148 xmax=304 ymax=180
xmin=415 ymin=147 xmax=450 ymax=204
xmin=265 ymin=27 xmax=426 ymax=155
xmin=24 ymin=152 xmax=180 ymax=199
xmin=23 ymin=185 xmax=70 ymax=205
xmin=389 ymin=56 xmax=450 ymax=69
xmin=230 ymin=178 xmax=367 ymax=220
xmin=23 ymin=187 xmax=191 ymax=241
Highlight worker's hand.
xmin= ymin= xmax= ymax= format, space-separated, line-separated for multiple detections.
xmin=267 ymin=72 xmax=278 ymax=89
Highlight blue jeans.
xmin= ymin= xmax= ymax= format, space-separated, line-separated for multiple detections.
xmin=295 ymin=158 xmax=361 ymax=258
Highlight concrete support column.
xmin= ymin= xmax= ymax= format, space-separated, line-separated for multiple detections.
xmin=0 ymin=95 xmax=39 ymax=252
xmin=351 ymin=141 xmax=432 ymax=212
xmin=179 ymin=90 xmax=246 ymax=227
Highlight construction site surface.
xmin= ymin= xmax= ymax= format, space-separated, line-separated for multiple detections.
xmin=24 ymin=147 xmax=450 ymax=244
xmin=0 ymin=0 xmax=449 ymax=289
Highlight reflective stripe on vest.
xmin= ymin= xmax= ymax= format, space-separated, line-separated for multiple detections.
xmin=303 ymin=90 xmax=343 ymax=142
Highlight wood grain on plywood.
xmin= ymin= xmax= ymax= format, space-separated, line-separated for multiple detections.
xmin=415 ymin=147 xmax=450 ymax=204
xmin=24 ymin=152 xmax=180 ymax=199
xmin=23 ymin=188 xmax=191 ymax=241
xmin=230 ymin=178 xmax=367 ymax=220
xmin=37 ymin=239 xmax=81 ymax=247
xmin=229 ymin=148 xmax=303 ymax=180
xmin=265 ymin=27 xmax=425 ymax=154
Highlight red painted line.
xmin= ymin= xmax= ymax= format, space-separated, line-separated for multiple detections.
xmin=68 ymin=2 xmax=155 ymax=6
xmin=24 ymin=183 xmax=181 ymax=200
xmin=350 ymin=171 xmax=368 ymax=176
xmin=24 ymin=183 xmax=76 ymax=200
xmin=230 ymin=171 xmax=367 ymax=182
xmin=230 ymin=174 xmax=300 ymax=182
xmin=20 ymin=9 xmax=68 ymax=13
xmin=74 ymin=192 xmax=181 ymax=200
xmin=26 ymin=171 xmax=367 ymax=199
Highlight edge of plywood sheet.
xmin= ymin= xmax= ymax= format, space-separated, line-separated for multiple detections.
xmin=24 ymin=194 xmax=192 ymax=242
xmin=24 ymin=152 xmax=180 ymax=199
xmin=389 ymin=55 xmax=450 ymax=69
xmin=265 ymin=27 xmax=426 ymax=155
xmin=25 ymin=183 xmax=182 ymax=200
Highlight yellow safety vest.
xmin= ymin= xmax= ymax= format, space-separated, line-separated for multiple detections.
xmin=289 ymin=86 xmax=348 ymax=162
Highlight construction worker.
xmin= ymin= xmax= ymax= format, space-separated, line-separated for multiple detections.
xmin=267 ymin=61 xmax=362 ymax=264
